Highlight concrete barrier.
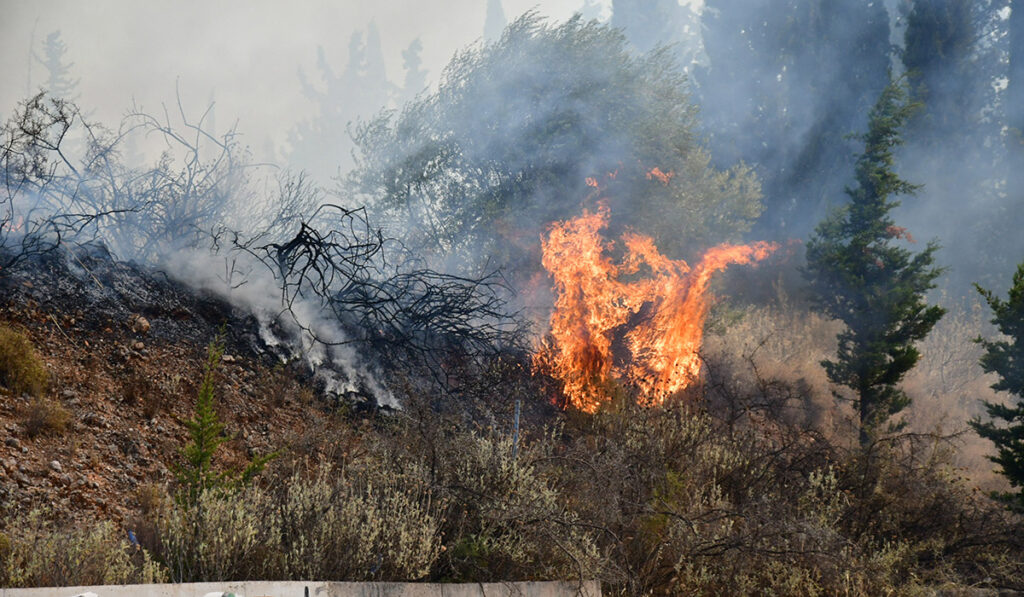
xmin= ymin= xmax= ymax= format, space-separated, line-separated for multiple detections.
xmin=0 ymin=580 xmax=600 ymax=597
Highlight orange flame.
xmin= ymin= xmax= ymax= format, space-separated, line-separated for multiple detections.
xmin=533 ymin=206 xmax=776 ymax=412
xmin=3 ymin=217 xmax=24 ymax=234
xmin=645 ymin=167 xmax=674 ymax=185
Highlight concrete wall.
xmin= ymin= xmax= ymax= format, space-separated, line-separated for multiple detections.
xmin=0 ymin=581 xmax=600 ymax=597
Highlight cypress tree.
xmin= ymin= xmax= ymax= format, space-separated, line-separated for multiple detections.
xmin=971 ymin=262 xmax=1024 ymax=512
xmin=804 ymin=78 xmax=945 ymax=445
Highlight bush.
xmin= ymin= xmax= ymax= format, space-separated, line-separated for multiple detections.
xmin=149 ymin=461 xmax=444 ymax=582
xmin=0 ymin=324 xmax=47 ymax=396
xmin=0 ymin=509 xmax=165 ymax=587
xmin=23 ymin=397 xmax=70 ymax=438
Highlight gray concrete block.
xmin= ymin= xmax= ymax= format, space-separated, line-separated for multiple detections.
xmin=1 ymin=581 xmax=601 ymax=597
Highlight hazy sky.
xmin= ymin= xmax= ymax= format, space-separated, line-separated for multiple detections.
xmin=0 ymin=0 xmax=619 ymax=159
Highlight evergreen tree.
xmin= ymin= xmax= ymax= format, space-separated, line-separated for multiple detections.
xmin=34 ymin=30 xmax=79 ymax=101
xmin=174 ymin=335 xmax=274 ymax=509
xmin=903 ymin=0 xmax=976 ymax=142
xmin=401 ymin=38 xmax=428 ymax=103
xmin=899 ymin=0 xmax=1011 ymax=294
xmin=971 ymin=262 xmax=1024 ymax=512
xmin=804 ymin=79 xmax=945 ymax=445
xmin=289 ymin=23 xmax=394 ymax=180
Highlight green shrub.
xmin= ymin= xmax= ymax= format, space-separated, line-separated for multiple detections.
xmin=0 ymin=324 xmax=47 ymax=396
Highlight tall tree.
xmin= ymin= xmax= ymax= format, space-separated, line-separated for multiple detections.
xmin=804 ymin=79 xmax=945 ymax=445
xmin=971 ymin=262 xmax=1024 ymax=512
xmin=289 ymin=23 xmax=395 ymax=180
xmin=401 ymin=38 xmax=428 ymax=103
xmin=903 ymin=0 xmax=976 ymax=143
xmin=899 ymin=0 xmax=1011 ymax=294
xmin=34 ymin=30 xmax=79 ymax=101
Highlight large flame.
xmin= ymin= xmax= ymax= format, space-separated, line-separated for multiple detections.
xmin=534 ymin=205 xmax=776 ymax=412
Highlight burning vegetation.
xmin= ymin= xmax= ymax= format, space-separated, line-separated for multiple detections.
xmin=534 ymin=204 xmax=776 ymax=411
xmin=2 ymin=7 xmax=1024 ymax=596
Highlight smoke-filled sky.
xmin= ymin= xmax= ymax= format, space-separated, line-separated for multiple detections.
xmin=0 ymin=0 xmax=638 ymax=156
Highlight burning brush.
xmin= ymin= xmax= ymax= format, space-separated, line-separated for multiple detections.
xmin=533 ymin=204 xmax=776 ymax=413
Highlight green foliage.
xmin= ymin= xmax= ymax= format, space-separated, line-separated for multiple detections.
xmin=349 ymin=12 xmax=761 ymax=275
xmin=0 ymin=324 xmax=48 ymax=396
xmin=804 ymin=78 xmax=945 ymax=443
xmin=972 ymin=262 xmax=1024 ymax=511
xmin=174 ymin=334 xmax=275 ymax=508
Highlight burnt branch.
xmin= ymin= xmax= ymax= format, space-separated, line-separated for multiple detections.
xmin=232 ymin=203 xmax=525 ymax=385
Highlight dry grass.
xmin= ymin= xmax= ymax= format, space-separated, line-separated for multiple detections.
xmin=705 ymin=299 xmax=1007 ymax=486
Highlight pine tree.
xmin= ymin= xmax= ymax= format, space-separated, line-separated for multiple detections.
xmin=175 ymin=334 xmax=274 ymax=508
xmin=971 ymin=262 xmax=1024 ymax=512
xmin=803 ymin=78 xmax=945 ymax=445
xmin=34 ymin=31 xmax=79 ymax=101
xmin=401 ymin=38 xmax=428 ymax=103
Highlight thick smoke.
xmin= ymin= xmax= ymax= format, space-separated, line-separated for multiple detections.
xmin=345 ymin=12 xmax=762 ymax=290
xmin=693 ymin=0 xmax=1021 ymax=299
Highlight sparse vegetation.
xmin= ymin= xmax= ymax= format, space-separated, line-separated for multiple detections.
xmin=174 ymin=335 xmax=276 ymax=508
xmin=23 ymin=397 xmax=69 ymax=438
xmin=0 ymin=324 xmax=47 ymax=396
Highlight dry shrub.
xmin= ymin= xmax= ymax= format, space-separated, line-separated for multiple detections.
xmin=429 ymin=429 xmax=601 ymax=581
xmin=902 ymin=301 xmax=1007 ymax=487
xmin=0 ymin=324 xmax=47 ymax=396
xmin=704 ymin=303 xmax=850 ymax=438
xmin=148 ymin=459 xmax=443 ymax=583
xmin=549 ymin=396 xmax=1024 ymax=595
xmin=23 ymin=396 xmax=70 ymax=437
xmin=0 ymin=509 xmax=165 ymax=587
xmin=154 ymin=487 xmax=278 ymax=582
xmin=705 ymin=300 xmax=1010 ymax=486
xmin=122 ymin=371 xmax=165 ymax=419
xmin=274 ymin=462 xmax=442 ymax=581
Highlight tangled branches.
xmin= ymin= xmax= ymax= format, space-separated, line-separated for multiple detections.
xmin=236 ymin=204 xmax=524 ymax=384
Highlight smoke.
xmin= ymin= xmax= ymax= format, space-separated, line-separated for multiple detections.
xmin=162 ymin=247 xmax=398 ymax=407
xmin=693 ymin=0 xmax=1021 ymax=300
xmin=345 ymin=12 xmax=763 ymax=293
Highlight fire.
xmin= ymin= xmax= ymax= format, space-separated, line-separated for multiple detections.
xmin=534 ymin=205 xmax=776 ymax=412
xmin=3 ymin=217 xmax=25 ymax=234
xmin=645 ymin=167 xmax=674 ymax=185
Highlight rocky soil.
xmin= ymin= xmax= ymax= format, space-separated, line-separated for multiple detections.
xmin=0 ymin=248 xmax=348 ymax=527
